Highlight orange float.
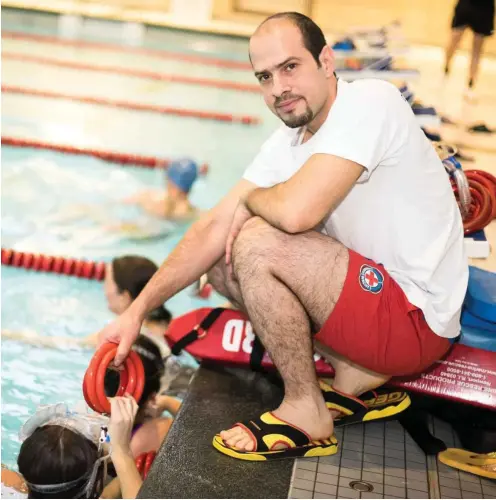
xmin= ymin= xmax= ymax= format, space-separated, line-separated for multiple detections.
xmin=83 ymin=343 xmax=145 ymax=414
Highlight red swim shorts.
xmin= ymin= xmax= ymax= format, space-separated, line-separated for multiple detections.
xmin=314 ymin=249 xmax=451 ymax=376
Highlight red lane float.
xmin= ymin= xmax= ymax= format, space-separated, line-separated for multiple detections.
xmin=3 ymin=52 xmax=260 ymax=94
xmin=454 ymin=170 xmax=496 ymax=235
xmin=2 ymin=85 xmax=260 ymax=125
xmin=135 ymin=451 xmax=157 ymax=479
xmin=83 ymin=343 xmax=145 ymax=414
xmin=2 ymin=137 xmax=209 ymax=174
xmin=1 ymin=248 xmax=106 ymax=280
xmin=2 ymin=31 xmax=252 ymax=71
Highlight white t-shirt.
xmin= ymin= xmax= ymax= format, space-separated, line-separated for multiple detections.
xmin=243 ymin=78 xmax=468 ymax=339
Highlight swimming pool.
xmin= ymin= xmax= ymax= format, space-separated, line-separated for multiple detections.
xmin=1 ymin=10 xmax=277 ymax=469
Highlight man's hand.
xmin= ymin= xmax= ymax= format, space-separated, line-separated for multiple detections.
xmin=225 ymin=200 xmax=253 ymax=277
xmin=98 ymin=309 xmax=143 ymax=367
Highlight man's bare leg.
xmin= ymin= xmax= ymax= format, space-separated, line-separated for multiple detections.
xmin=209 ymin=259 xmax=388 ymax=399
xmin=315 ymin=342 xmax=389 ymax=419
xmin=216 ymin=218 xmax=389 ymax=451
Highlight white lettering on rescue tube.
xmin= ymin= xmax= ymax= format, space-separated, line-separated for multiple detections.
xmin=221 ymin=319 xmax=324 ymax=362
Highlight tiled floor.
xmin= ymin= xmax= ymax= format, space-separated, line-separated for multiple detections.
xmin=288 ymin=419 xmax=496 ymax=499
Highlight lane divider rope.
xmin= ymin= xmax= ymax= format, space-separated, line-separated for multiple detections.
xmin=3 ymin=52 xmax=259 ymax=93
xmin=2 ymin=85 xmax=261 ymax=125
xmin=1 ymin=248 xmax=106 ymax=281
xmin=2 ymin=31 xmax=252 ymax=71
xmin=2 ymin=136 xmax=209 ymax=173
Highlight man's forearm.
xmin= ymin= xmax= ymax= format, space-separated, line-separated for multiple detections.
xmin=245 ymin=185 xmax=289 ymax=231
xmin=129 ymin=214 xmax=226 ymax=319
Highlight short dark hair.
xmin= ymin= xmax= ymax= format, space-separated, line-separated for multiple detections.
xmin=112 ymin=255 xmax=172 ymax=324
xmin=104 ymin=334 xmax=165 ymax=406
xmin=18 ymin=426 xmax=102 ymax=499
xmin=259 ymin=12 xmax=328 ymax=65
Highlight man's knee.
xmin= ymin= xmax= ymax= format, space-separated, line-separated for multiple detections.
xmin=232 ymin=217 xmax=282 ymax=272
xmin=206 ymin=260 xmax=229 ymax=296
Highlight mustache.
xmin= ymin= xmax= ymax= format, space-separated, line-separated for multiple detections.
xmin=275 ymin=94 xmax=302 ymax=107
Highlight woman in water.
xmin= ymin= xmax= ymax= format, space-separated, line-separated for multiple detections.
xmin=2 ymin=255 xmax=172 ymax=351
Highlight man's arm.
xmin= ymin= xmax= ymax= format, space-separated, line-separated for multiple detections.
xmin=245 ymin=153 xmax=364 ymax=233
xmin=102 ymin=178 xmax=258 ymax=366
xmin=129 ymin=179 xmax=256 ymax=318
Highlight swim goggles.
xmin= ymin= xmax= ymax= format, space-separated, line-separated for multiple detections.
xmin=19 ymin=403 xmax=111 ymax=498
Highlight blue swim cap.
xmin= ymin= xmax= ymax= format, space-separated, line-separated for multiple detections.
xmin=167 ymin=158 xmax=198 ymax=193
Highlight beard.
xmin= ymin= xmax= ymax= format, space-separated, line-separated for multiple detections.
xmin=280 ymin=106 xmax=314 ymax=128
xmin=275 ymin=97 xmax=314 ymax=128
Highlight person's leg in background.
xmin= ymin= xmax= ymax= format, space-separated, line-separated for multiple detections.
xmin=210 ymin=217 xmax=389 ymax=451
xmin=445 ymin=27 xmax=466 ymax=75
xmin=465 ymin=32 xmax=486 ymax=98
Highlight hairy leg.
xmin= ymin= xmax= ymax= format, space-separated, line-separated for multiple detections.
xmin=220 ymin=218 xmax=386 ymax=451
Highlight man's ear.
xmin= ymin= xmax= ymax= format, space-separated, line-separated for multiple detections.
xmin=319 ymin=45 xmax=335 ymax=78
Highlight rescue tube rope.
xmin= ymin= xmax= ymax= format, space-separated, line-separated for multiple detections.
xmin=438 ymin=143 xmax=496 ymax=235
xmin=458 ymin=170 xmax=496 ymax=235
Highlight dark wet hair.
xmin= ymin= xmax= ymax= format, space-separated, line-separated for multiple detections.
xmin=18 ymin=426 xmax=103 ymax=499
xmin=104 ymin=334 xmax=165 ymax=407
xmin=112 ymin=255 xmax=172 ymax=324
xmin=258 ymin=12 xmax=328 ymax=66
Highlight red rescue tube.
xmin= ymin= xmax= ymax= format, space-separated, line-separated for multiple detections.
xmin=452 ymin=169 xmax=496 ymax=235
xmin=83 ymin=343 xmax=145 ymax=414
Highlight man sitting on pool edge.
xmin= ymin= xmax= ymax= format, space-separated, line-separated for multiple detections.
xmin=126 ymin=158 xmax=200 ymax=221
xmin=98 ymin=12 xmax=468 ymax=461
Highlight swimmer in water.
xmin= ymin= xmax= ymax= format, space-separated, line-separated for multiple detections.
xmin=126 ymin=158 xmax=200 ymax=221
xmin=2 ymin=256 xmax=172 ymax=351
xmin=2 ymin=255 xmax=195 ymax=397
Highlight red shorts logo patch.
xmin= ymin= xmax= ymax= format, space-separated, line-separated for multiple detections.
xmin=359 ymin=265 xmax=384 ymax=294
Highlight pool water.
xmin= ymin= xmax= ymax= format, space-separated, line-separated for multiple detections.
xmin=1 ymin=10 xmax=278 ymax=468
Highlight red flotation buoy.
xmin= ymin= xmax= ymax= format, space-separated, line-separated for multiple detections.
xmin=83 ymin=343 xmax=145 ymax=414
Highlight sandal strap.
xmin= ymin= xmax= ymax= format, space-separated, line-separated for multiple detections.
xmin=320 ymin=383 xmax=368 ymax=413
xmin=235 ymin=413 xmax=311 ymax=452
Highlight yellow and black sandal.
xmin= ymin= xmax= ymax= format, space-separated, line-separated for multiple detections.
xmin=319 ymin=381 xmax=411 ymax=426
xmin=212 ymin=412 xmax=338 ymax=461
xmin=439 ymin=448 xmax=496 ymax=480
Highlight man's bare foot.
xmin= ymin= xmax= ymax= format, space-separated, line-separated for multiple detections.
xmin=219 ymin=396 xmax=334 ymax=452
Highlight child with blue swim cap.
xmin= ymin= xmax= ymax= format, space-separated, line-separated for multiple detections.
xmin=128 ymin=158 xmax=200 ymax=221
xmin=167 ymin=158 xmax=198 ymax=194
